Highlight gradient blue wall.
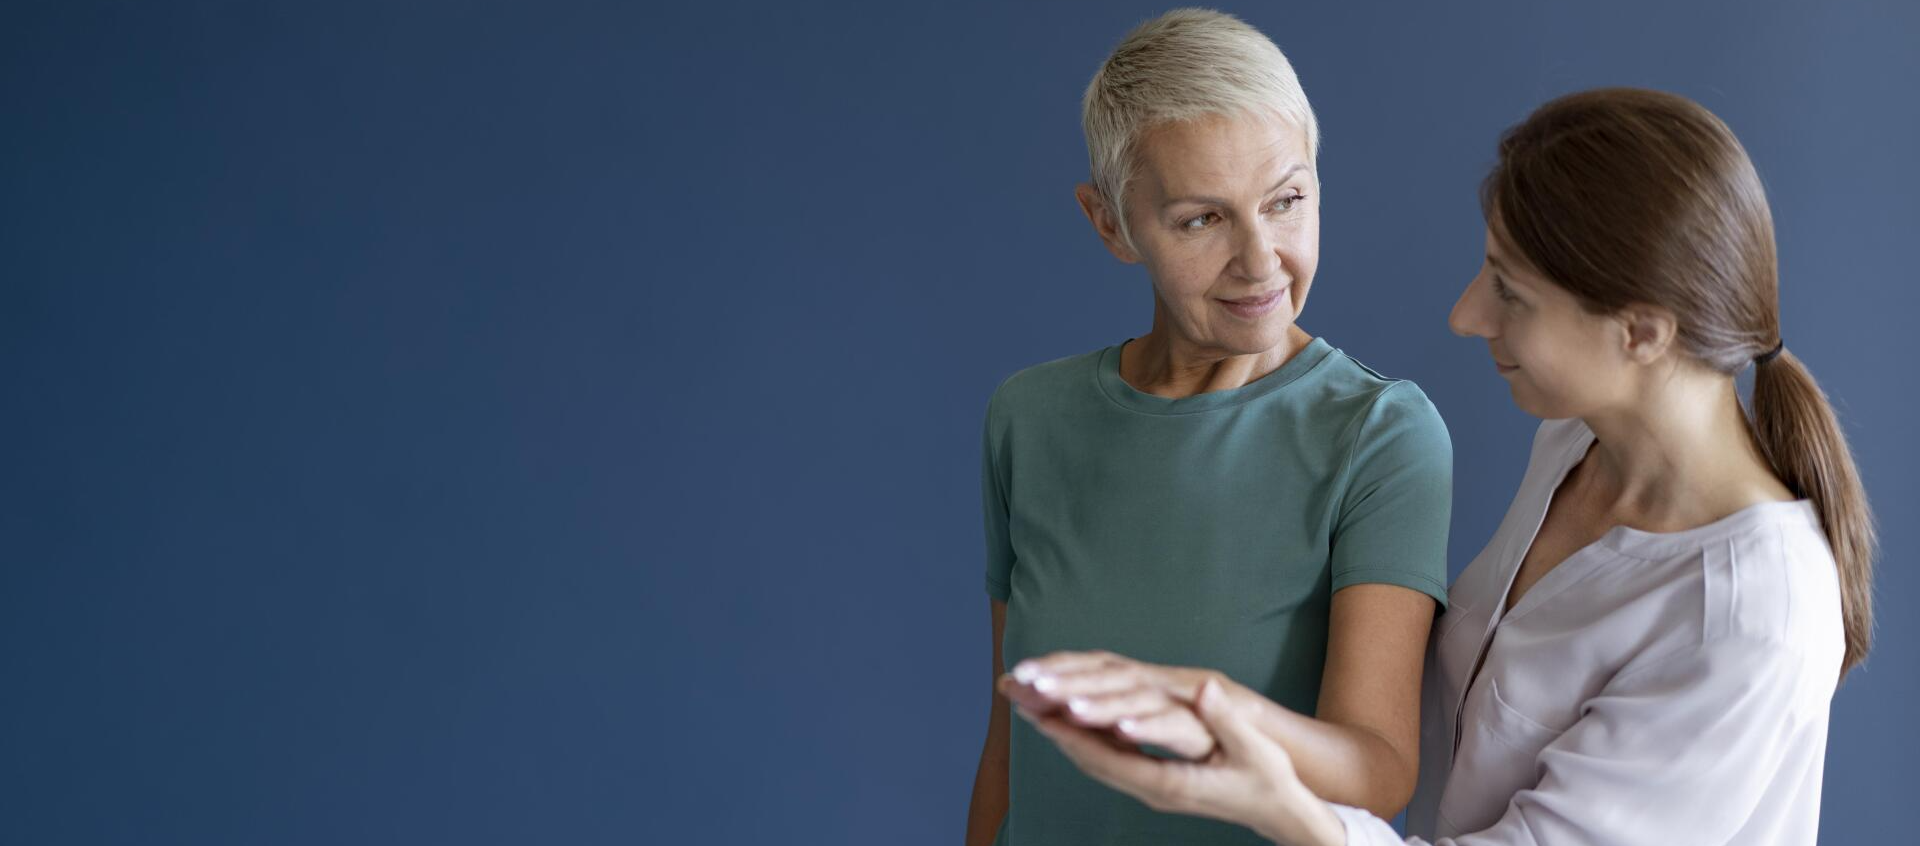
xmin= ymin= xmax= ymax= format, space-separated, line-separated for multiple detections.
xmin=3 ymin=1 xmax=1913 ymax=842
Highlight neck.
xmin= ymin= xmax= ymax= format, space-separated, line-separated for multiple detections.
xmin=1577 ymin=365 xmax=1790 ymax=528
xmin=1121 ymin=306 xmax=1310 ymax=399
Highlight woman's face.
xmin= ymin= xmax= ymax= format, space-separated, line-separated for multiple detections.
xmin=1116 ymin=111 xmax=1319 ymax=356
xmin=1450 ymin=226 xmax=1634 ymax=419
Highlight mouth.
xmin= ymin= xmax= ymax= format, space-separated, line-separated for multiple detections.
xmin=1488 ymin=345 xmax=1518 ymax=374
xmin=1216 ymin=287 xmax=1289 ymax=320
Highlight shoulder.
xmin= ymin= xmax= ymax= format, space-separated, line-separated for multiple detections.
xmin=1314 ymin=347 xmax=1449 ymax=454
xmin=986 ymin=346 xmax=1108 ymax=416
xmin=1707 ymin=503 xmax=1845 ymax=657
xmin=1620 ymin=502 xmax=1844 ymax=703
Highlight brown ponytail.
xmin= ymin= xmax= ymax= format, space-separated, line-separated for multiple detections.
xmin=1752 ymin=349 xmax=1876 ymax=672
xmin=1484 ymin=88 xmax=1876 ymax=675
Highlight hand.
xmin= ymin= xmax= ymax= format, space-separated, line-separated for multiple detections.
xmin=1016 ymin=678 xmax=1347 ymax=846
xmin=996 ymin=650 xmax=1218 ymax=760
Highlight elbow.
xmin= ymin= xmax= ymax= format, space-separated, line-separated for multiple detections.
xmin=1351 ymin=770 xmax=1414 ymax=821
xmin=1357 ymin=784 xmax=1413 ymax=822
xmin=1352 ymin=731 xmax=1419 ymax=820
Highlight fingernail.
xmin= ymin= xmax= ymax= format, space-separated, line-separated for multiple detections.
xmin=1033 ymin=675 xmax=1057 ymax=693
xmin=1067 ymin=697 xmax=1091 ymax=716
xmin=1012 ymin=663 xmax=1039 ymax=683
xmin=1117 ymin=718 xmax=1139 ymax=734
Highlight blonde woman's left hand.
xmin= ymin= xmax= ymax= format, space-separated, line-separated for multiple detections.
xmin=1015 ymin=678 xmax=1347 ymax=846
xmin=998 ymin=650 xmax=1218 ymax=760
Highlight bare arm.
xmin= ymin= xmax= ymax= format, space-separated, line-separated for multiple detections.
xmin=1002 ymin=584 xmax=1434 ymax=820
xmin=964 ymin=599 xmax=1010 ymax=846
xmin=1246 ymin=583 xmax=1434 ymax=819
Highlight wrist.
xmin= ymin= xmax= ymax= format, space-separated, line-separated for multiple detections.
xmin=1300 ymin=795 xmax=1347 ymax=846
xmin=1255 ymin=783 xmax=1344 ymax=846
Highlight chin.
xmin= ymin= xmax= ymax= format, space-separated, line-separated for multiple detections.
xmin=1509 ymin=391 xmax=1554 ymax=420
xmin=1225 ymin=316 xmax=1298 ymax=354
xmin=1506 ymin=382 xmax=1582 ymax=421
xmin=1220 ymin=330 xmax=1287 ymax=356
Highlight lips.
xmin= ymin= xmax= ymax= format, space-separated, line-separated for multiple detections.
xmin=1222 ymin=291 xmax=1283 ymax=306
xmin=1216 ymin=287 xmax=1289 ymax=319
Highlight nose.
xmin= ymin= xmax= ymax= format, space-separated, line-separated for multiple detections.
xmin=1232 ymin=222 xmax=1281 ymax=283
xmin=1449 ymin=271 xmax=1497 ymax=339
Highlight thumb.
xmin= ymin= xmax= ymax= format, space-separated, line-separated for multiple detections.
xmin=1193 ymin=678 xmax=1261 ymax=757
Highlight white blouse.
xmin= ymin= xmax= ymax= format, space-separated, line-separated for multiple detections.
xmin=1331 ymin=418 xmax=1845 ymax=845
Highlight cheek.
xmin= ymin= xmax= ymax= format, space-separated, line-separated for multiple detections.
xmin=1146 ymin=239 xmax=1224 ymax=297
xmin=1503 ymin=315 xmax=1541 ymax=362
xmin=1283 ymin=219 xmax=1320 ymax=275
xmin=1508 ymin=318 xmax=1616 ymax=411
xmin=1513 ymin=320 xmax=1580 ymax=380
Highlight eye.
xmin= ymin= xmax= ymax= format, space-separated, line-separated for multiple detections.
xmin=1180 ymin=212 xmax=1219 ymax=231
xmin=1271 ymin=192 xmax=1306 ymax=213
xmin=1492 ymin=276 xmax=1518 ymax=303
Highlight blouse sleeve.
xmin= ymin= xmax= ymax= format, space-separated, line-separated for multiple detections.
xmin=1326 ymin=634 xmax=1823 ymax=845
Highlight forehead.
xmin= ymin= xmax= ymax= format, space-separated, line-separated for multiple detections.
xmin=1483 ymin=218 xmax=1542 ymax=278
xmin=1133 ymin=111 xmax=1312 ymax=197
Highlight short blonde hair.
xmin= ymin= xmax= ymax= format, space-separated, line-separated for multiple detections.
xmin=1082 ymin=8 xmax=1320 ymax=241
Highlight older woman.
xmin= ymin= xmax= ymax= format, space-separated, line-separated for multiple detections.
xmin=964 ymin=10 xmax=1453 ymax=846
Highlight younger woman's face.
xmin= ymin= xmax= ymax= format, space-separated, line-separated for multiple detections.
xmin=1450 ymin=226 xmax=1635 ymax=419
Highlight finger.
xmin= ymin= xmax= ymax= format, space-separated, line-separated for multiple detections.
xmin=1193 ymin=678 xmax=1265 ymax=758
xmin=1022 ymin=707 xmax=1127 ymax=750
xmin=1115 ymin=707 xmax=1217 ymax=760
xmin=1143 ymin=667 xmax=1210 ymax=704
xmin=1003 ymin=675 xmax=1098 ymax=714
xmin=998 ymin=674 xmax=1065 ymax=715
xmin=1055 ymin=661 xmax=1208 ymax=704
xmin=1061 ymin=687 xmax=1176 ymax=728
xmin=1025 ymin=709 xmax=1189 ymax=801
xmin=1040 ymin=666 xmax=1160 ymax=705
xmin=1010 ymin=651 xmax=1114 ymax=680
xmin=1009 ymin=651 xmax=1124 ymax=688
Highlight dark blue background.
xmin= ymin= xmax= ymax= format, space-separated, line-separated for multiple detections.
xmin=3 ymin=1 xmax=1914 ymax=842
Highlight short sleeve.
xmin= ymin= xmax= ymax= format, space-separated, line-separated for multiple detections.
xmin=982 ymin=388 xmax=1015 ymax=601
xmin=1326 ymin=635 xmax=1822 ymax=845
xmin=1328 ymin=382 xmax=1452 ymax=608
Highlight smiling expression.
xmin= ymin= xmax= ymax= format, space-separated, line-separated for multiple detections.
xmin=1115 ymin=111 xmax=1320 ymax=356
xmin=1449 ymin=225 xmax=1636 ymax=419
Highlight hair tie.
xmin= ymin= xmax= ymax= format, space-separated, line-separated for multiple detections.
xmin=1755 ymin=339 xmax=1785 ymax=365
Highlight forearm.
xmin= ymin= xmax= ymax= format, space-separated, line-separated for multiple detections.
xmin=964 ymin=703 xmax=1010 ymax=846
xmin=1233 ymin=684 xmax=1414 ymax=819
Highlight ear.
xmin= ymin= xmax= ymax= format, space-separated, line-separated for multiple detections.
xmin=1617 ymin=303 xmax=1679 ymax=364
xmin=1075 ymin=183 xmax=1142 ymax=264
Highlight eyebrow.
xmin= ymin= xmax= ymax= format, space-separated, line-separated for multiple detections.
xmin=1160 ymin=163 xmax=1311 ymax=209
xmin=1485 ymin=253 xmax=1532 ymax=291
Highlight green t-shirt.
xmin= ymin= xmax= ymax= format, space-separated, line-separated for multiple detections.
xmin=983 ymin=336 xmax=1452 ymax=846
